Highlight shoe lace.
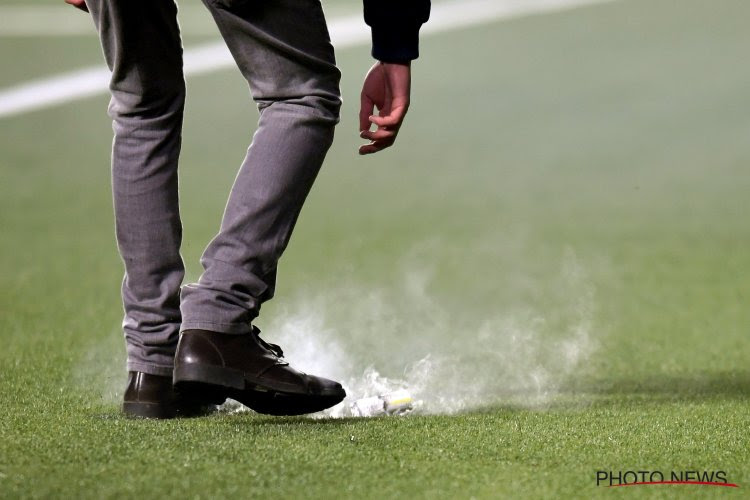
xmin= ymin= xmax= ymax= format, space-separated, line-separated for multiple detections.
xmin=251 ymin=326 xmax=284 ymax=359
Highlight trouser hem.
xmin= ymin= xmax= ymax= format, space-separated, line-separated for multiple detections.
xmin=127 ymin=361 xmax=174 ymax=377
xmin=180 ymin=321 xmax=252 ymax=335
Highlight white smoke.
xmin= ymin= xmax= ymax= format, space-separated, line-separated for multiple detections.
xmin=229 ymin=246 xmax=598 ymax=417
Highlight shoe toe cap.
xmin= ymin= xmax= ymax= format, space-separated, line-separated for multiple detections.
xmin=307 ymin=375 xmax=346 ymax=397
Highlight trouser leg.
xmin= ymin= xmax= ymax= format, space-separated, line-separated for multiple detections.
xmin=87 ymin=0 xmax=186 ymax=375
xmin=180 ymin=0 xmax=341 ymax=334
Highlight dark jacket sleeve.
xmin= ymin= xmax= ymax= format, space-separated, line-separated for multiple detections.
xmin=363 ymin=0 xmax=431 ymax=63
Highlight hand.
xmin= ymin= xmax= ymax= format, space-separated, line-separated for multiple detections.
xmin=64 ymin=0 xmax=88 ymax=12
xmin=358 ymin=62 xmax=411 ymax=155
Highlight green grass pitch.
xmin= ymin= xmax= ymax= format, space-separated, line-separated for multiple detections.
xmin=1 ymin=0 xmax=749 ymax=498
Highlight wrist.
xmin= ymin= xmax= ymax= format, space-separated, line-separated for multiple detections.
xmin=380 ymin=61 xmax=411 ymax=68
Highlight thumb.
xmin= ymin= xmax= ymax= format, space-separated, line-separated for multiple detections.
xmin=369 ymin=104 xmax=408 ymax=129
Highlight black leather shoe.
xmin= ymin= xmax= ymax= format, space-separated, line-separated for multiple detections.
xmin=173 ymin=327 xmax=346 ymax=416
xmin=122 ymin=371 xmax=221 ymax=419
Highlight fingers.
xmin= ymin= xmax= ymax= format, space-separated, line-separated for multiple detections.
xmin=359 ymin=102 xmax=406 ymax=155
xmin=359 ymin=137 xmax=396 ymax=155
xmin=360 ymin=128 xmax=396 ymax=141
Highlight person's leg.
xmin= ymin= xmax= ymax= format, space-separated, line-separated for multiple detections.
xmin=179 ymin=0 xmax=341 ymax=333
xmin=86 ymin=0 xmax=186 ymax=376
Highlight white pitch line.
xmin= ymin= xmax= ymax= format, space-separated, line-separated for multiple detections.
xmin=0 ymin=5 xmax=235 ymax=37
xmin=0 ymin=0 xmax=613 ymax=120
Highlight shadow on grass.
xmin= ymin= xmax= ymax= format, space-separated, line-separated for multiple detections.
xmin=85 ymin=370 xmax=750 ymax=422
xmin=212 ymin=370 xmax=750 ymax=420
xmin=571 ymin=370 xmax=750 ymax=403
xmin=221 ymin=415 xmax=359 ymax=426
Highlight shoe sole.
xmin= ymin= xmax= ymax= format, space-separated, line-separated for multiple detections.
xmin=173 ymin=362 xmax=345 ymax=416
xmin=232 ymin=389 xmax=345 ymax=416
xmin=122 ymin=400 xmax=219 ymax=419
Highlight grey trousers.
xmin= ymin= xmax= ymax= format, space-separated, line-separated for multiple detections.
xmin=86 ymin=0 xmax=341 ymax=376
